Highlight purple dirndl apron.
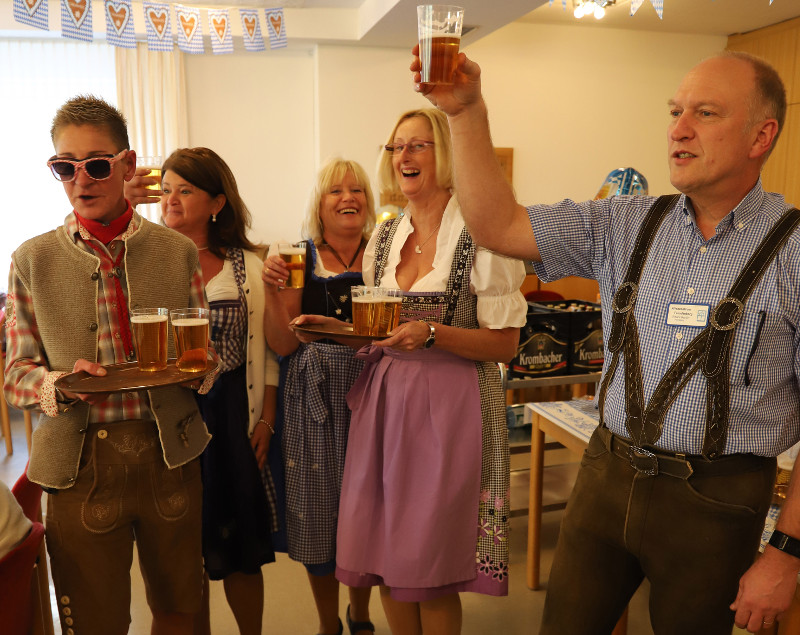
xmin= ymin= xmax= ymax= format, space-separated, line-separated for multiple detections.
xmin=335 ymin=219 xmax=510 ymax=600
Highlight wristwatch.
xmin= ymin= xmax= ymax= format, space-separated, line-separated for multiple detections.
xmin=419 ymin=320 xmax=436 ymax=349
xmin=768 ymin=530 xmax=800 ymax=559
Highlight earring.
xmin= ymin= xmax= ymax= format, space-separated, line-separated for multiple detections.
xmin=211 ymin=214 xmax=217 ymax=223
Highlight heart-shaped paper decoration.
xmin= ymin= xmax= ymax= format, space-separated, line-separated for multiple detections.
xmin=212 ymin=15 xmax=227 ymax=42
xmin=178 ymin=12 xmax=197 ymax=41
xmin=23 ymin=0 xmax=44 ymax=18
xmin=243 ymin=15 xmax=257 ymax=40
xmin=67 ymin=0 xmax=89 ymax=29
xmin=146 ymin=7 xmax=167 ymax=38
xmin=106 ymin=1 xmax=129 ymax=36
xmin=268 ymin=13 xmax=282 ymax=38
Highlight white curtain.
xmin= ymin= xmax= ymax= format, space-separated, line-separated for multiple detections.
xmin=0 ymin=38 xmax=117 ymax=289
xmin=115 ymin=43 xmax=188 ymax=220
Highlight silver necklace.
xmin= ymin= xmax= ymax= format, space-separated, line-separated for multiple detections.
xmin=414 ymin=220 xmax=442 ymax=254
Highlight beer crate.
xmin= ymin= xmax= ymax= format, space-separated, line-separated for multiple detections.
xmin=532 ymin=300 xmax=604 ymax=375
xmin=508 ymin=303 xmax=570 ymax=379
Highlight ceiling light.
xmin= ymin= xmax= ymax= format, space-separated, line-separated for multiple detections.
xmin=572 ymin=0 xmax=616 ymax=20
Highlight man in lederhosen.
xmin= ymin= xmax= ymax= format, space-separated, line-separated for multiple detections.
xmin=412 ymin=49 xmax=800 ymax=634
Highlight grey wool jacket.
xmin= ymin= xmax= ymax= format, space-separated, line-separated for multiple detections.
xmin=11 ymin=214 xmax=212 ymax=489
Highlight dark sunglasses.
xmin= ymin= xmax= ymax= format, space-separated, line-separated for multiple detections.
xmin=46 ymin=150 xmax=128 ymax=182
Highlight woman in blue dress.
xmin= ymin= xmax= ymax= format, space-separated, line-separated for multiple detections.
xmin=262 ymin=158 xmax=377 ymax=635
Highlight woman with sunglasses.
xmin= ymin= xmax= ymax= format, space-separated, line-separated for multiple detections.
xmin=294 ymin=109 xmax=527 ymax=634
xmin=261 ymin=158 xmax=377 ymax=635
xmin=158 ymin=148 xmax=278 ymax=635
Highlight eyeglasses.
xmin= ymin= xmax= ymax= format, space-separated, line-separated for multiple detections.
xmin=46 ymin=150 xmax=128 ymax=182
xmin=384 ymin=141 xmax=435 ymax=155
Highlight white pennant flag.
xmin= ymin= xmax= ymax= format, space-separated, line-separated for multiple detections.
xmin=650 ymin=0 xmax=664 ymax=19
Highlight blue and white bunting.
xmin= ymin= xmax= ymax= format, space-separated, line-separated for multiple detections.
xmin=13 ymin=0 xmax=48 ymax=31
xmin=650 ymin=0 xmax=664 ymax=18
xmin=209 ymin=8 xmax=234 ymax=54
xmin=143 ymin=2 xmax=173 ymax=52
xmin=265 ymin=7 xmax=286 ymax=49
xmin=240 ymin=8 xmax=265 ymax=52
xmin=631 ymin=0 xmax=663 ymax=19
xmin=175 ymin=4 xmax=203 ymax=54
xmin=105 ymin=0 xmax=135 ymax=49
xmin=61 ymin=0 xmax=92 ymax=42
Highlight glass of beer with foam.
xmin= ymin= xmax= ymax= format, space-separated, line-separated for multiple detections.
xmin=170 ymin=308 xmax=210 ymax=372
xmin=278 ymin=241 xmax=308 ymax=289
xmin=131 ymin=307 xmax=169 ymax=372
xmin=417 ymin=5 xmax=464 ymax=85
xmin=351 ymin=287 xmax=403 ymax=337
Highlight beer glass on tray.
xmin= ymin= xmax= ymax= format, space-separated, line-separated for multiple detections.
xmin=131 ymin=307 xmax=169 ymax=372
xmin=351 ymin=286 xmax=403 ymax=337
xmin=171 ymin=308 xmax=210 ymax=372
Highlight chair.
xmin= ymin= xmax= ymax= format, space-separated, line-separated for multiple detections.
xmin=0 ymin=520 xmax=46 ymax=634
xmin=10 ymin=470 xmax=55 ymax=635
xmin=0 ymin=311 xmax=35 ymax=456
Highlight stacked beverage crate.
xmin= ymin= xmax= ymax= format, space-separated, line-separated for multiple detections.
xmin=508 ymin=300 xmax=603 ymax=379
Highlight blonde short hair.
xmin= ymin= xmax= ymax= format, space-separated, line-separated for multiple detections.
xmin=377 ymin=108 xmax=453 ymax=198
xmin=302 ymin=158 xmax=376 ymax=244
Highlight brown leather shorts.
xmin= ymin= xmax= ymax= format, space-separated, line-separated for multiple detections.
xmin=45 ymin=419 xmax=203 ymax=635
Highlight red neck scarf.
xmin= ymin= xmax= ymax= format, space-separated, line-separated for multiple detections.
xmin=76 ymin=202 xmax=135 ymax=359
xmin=75 ymin=202 xmax=133 ymax=244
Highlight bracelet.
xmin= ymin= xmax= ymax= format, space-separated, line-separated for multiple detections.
xmin=256 ymin=418 xmax=275 ymax=434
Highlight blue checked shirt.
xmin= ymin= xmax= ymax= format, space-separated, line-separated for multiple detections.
xmin=528 ymin=180 xmax=800 ymax=457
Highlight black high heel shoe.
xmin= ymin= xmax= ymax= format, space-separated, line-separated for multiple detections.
xmin=346 ymin=605 xmax=375 ymax=634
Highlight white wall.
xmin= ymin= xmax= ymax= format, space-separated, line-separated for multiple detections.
xmin=316 ymin=44 xmax=429 ymax=189
xmin=180 ymin=21 xmax=726 ymax=246
xmin=466 ymin=22 xmax=726 ymax=203
xmin=183 ymin=46 xmax=317 ymax=245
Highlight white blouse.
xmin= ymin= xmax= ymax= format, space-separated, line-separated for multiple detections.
xmin=363 ymin=196 xmax=528 ymax=330
xmin=205 ymin=258 xmax=237 ymax=302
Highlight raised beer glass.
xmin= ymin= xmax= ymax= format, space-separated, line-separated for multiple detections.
xmin=131 ymin=307 xmax=169 ymax=372
xmin=171 ymin=308 xmax=210 ymax=372
xmin=417 ymin=5 xmax=464 ymax=85
xmin=278 ymin=241 xmax=308 ymax=289
xmin=136 ymin=155 xmax=162 ymax=191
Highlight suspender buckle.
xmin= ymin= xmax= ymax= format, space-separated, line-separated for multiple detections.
xmin=611 ymin=281 xmax=638 ymax=314
xmin=629 ymin=445 xmax=658 ymax=476
xmin=709 ymin=297 xmax=744 ymax=331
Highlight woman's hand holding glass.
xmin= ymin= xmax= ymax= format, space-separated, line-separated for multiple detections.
xmin=125 ymin=166 xmax=163 ymax=207
xmin=262 ymin=254 xmax=292 ymax=290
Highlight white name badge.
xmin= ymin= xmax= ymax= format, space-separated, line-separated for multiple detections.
xmin=666 ymin=303 xmax=710 ymax=327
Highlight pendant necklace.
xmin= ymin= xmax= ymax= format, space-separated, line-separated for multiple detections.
xmin=414 ymin=220 xmax=443 ymax=254
xmin=322 ymin=240 xmax=363 ymax=272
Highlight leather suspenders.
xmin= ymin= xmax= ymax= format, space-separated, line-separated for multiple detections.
xmin=599 ymin=196 xmax=800 ymax=460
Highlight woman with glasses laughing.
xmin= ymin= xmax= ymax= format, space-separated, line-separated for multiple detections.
xmin=293 ymin=109 xmax=527 ymax=634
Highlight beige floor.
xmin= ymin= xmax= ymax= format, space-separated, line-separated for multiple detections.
xmin=2 ymin=407 xmax=747 ymax=635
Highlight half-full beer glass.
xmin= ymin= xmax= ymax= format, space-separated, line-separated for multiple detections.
xmin=131 ymin=307 xmax=168 ymax=371
xmin=278 ymin=241 xmax=307 ymax=289
xmin=171 ymin=308 xmax=210 ymax=372
xmin=417 ymin=5 xmax=464 ymax=85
